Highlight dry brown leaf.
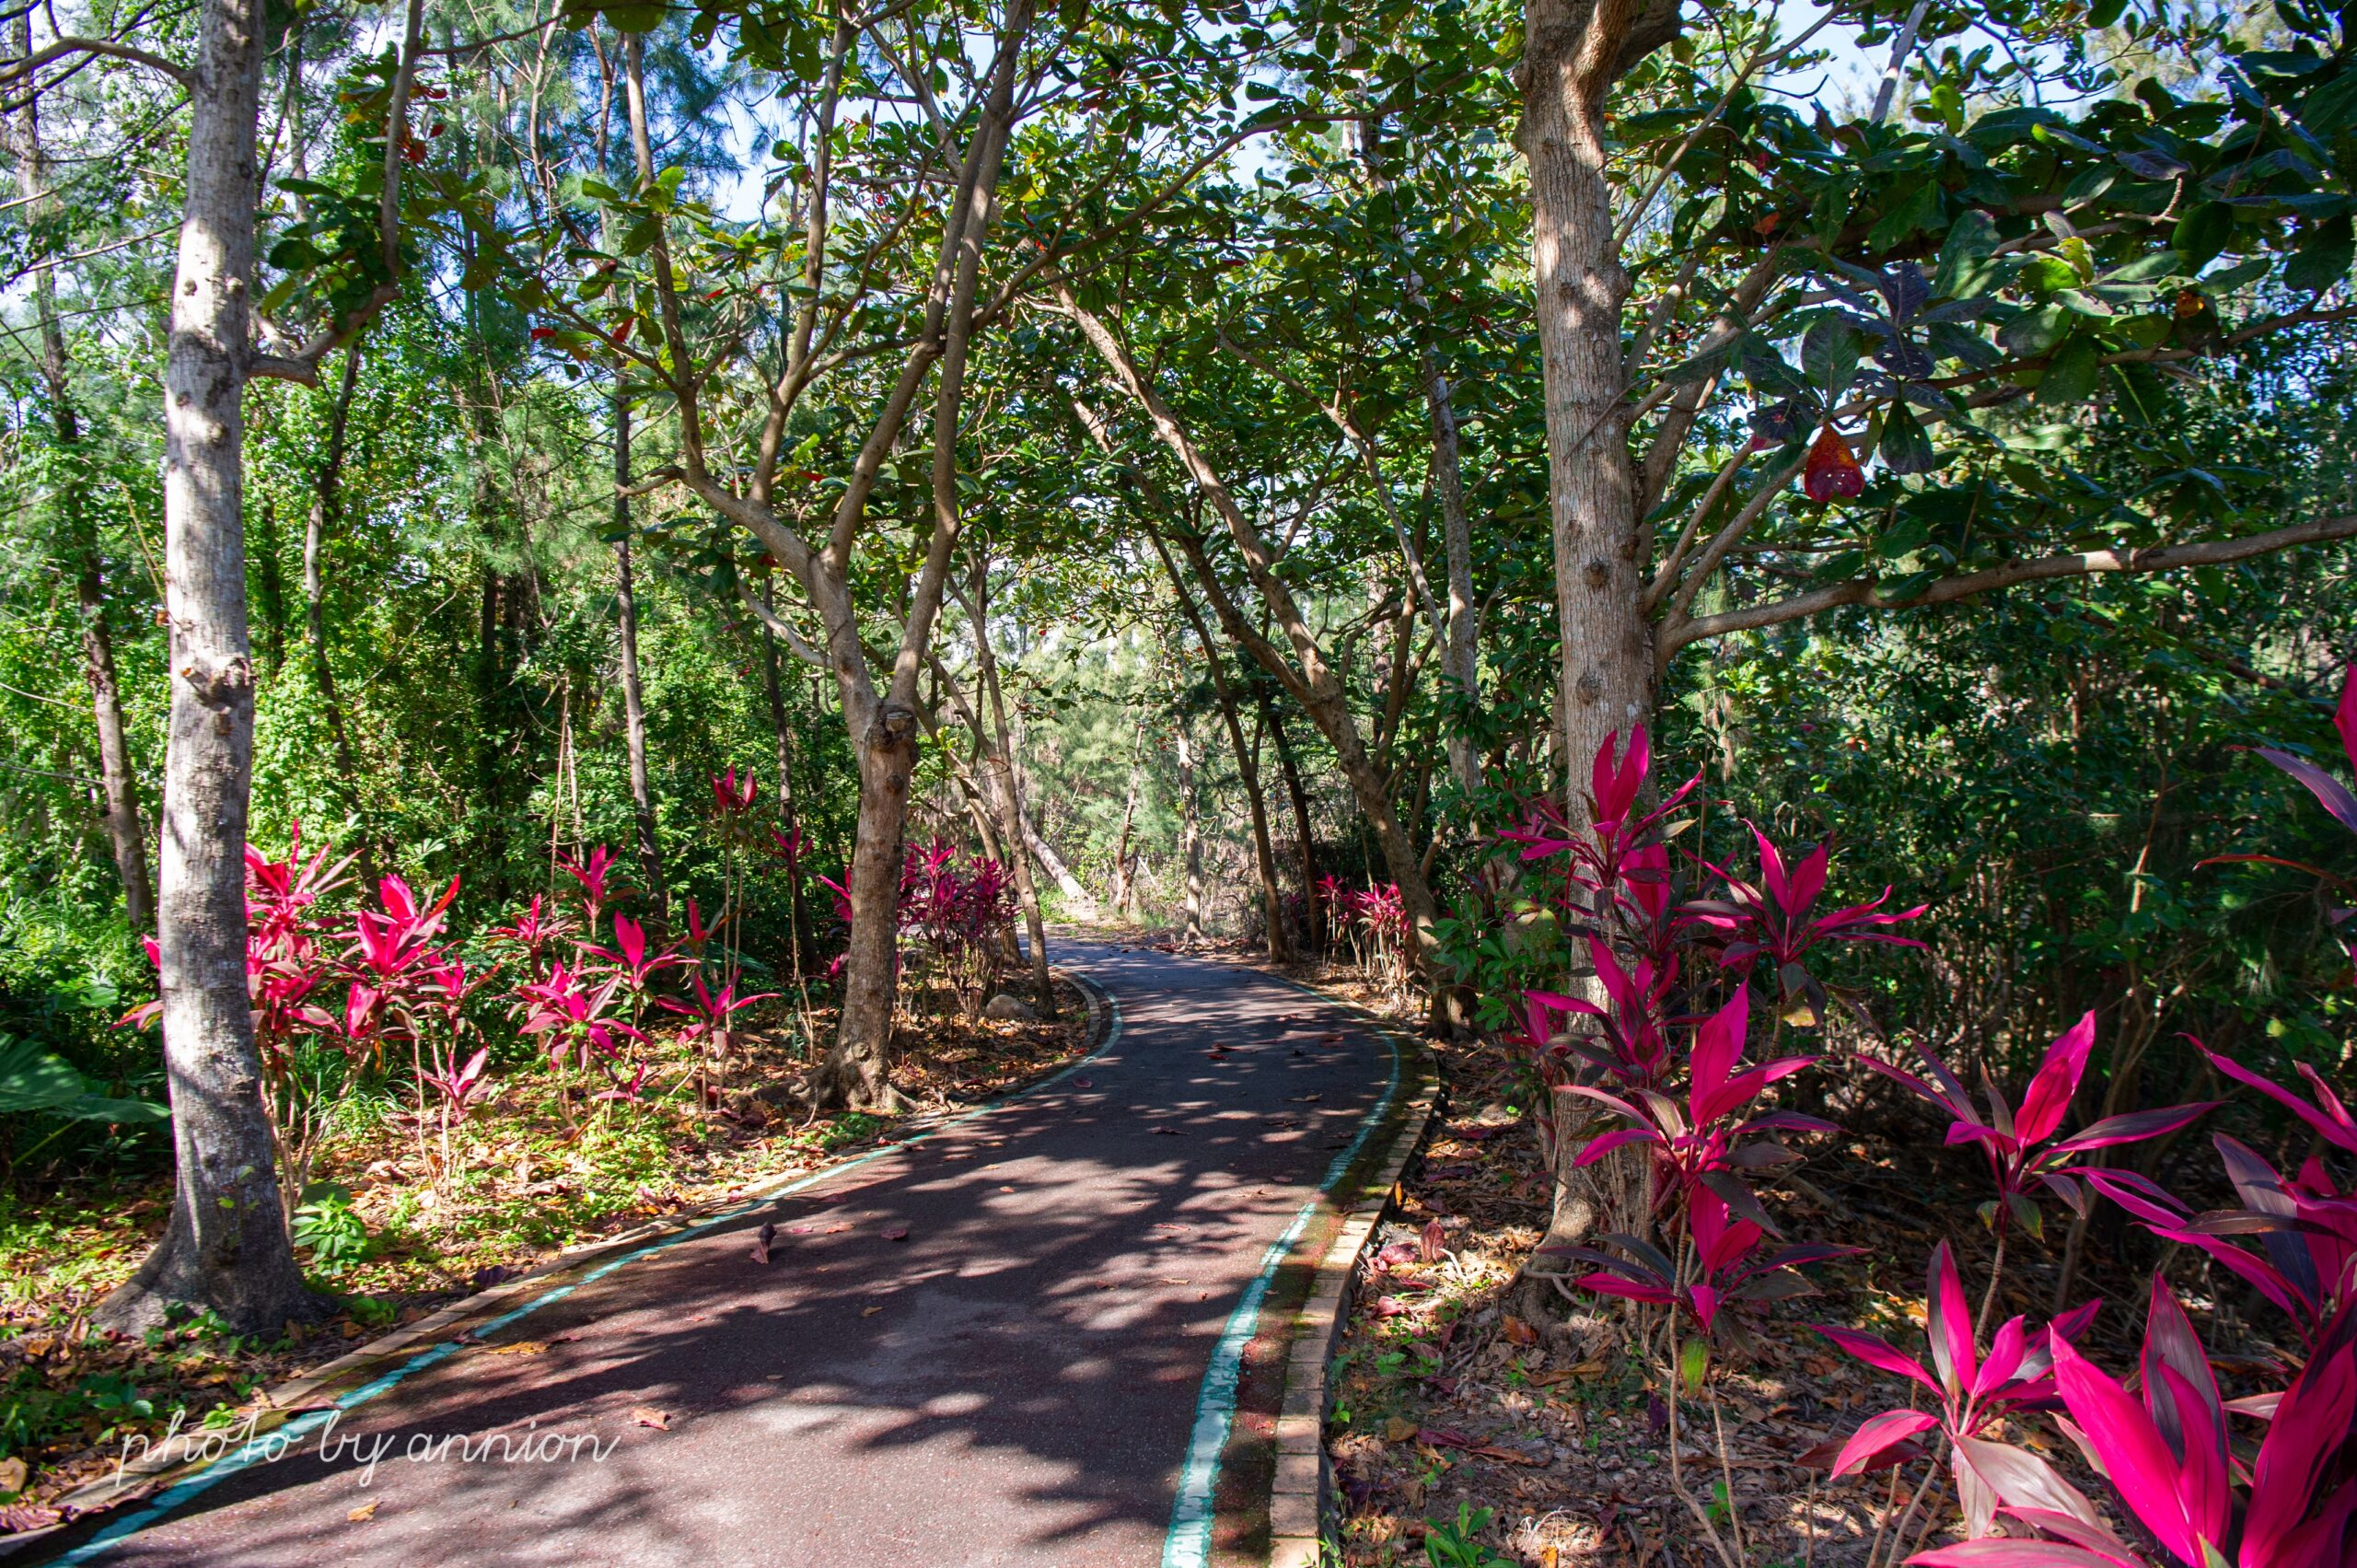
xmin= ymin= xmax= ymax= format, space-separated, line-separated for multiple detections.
xmin=631 ymin=1407 xmax=672 ymax=1430
xmin=488 ymin=1341 xmax=548 ymax=1356
xmin=348 ymin=1501 xmax=379 ymax=1522
xmin=861 ymin=1305 xmax=883 ymax=1317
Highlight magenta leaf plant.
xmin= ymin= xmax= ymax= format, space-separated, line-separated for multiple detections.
xmin=1683 ymin=824 xmax=1926 ymax=1026
xmin=1915 ymin=1282 xmax=2357 ymax=1568
xmin=1816 ymin=1241 xmax=2098 ymax=1538
xmin=1864 ymin=1012 xmax=2216 ymax=1242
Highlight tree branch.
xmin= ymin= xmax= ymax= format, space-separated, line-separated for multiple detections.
xmin=1659 ymin=513 xmax=2357 ymax=660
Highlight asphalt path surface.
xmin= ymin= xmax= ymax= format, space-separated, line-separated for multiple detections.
xmin=39 ymin=941 xmax=1397 ymax=1568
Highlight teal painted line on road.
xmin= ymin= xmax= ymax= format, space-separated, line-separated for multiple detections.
xmin=52 ymin=982 xmax=1122 ymax=1567
xmin=1160 ymin=978 xmax=1404 ymax=1568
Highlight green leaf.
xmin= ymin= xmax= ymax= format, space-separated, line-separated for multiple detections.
xmin=2283 ymin=214 xmax=2354 ymax=295
xmin=2171 ymin=202 xmax=2233 ymax=270
xmin=1877 ymin=401 xmax=1936 ymax=474
xmin=1868 ymin=180 xmax=1945 ymax=254
xmin=1933 ymin=209 xmax=1999 ymax=299
xmin=1995 ymin=303 xmax=2071 ymax=358
xmin=2038 ymin=335 xmax=2101 ymax=405
xmin=0 ymin=1036 xmax=167 ymax=1124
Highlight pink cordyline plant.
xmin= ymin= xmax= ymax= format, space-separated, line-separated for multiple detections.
xmin=1500 ymin=726 xmax=1701 ymax=926
xmin=557 ymin=845 xmax=628 ymax=932
xmin=1906 ymin=1282 xmax=2356 ymax=1568
xmin=1816 ymin=1241 xmax=2099 ymax=1536
xmin=1562 ymin=985 xmax=1829 ymax=1224
xmin=1865 ymin=1013 xmax=2215 ymax=1327
xmin=2087 ymin=1053 xmax=2356 ymax=1358
xmin=1683 ymin=824 xmax=1927 ymax=1026
xmin=659 ymin=970 xmax=779 ymax=1108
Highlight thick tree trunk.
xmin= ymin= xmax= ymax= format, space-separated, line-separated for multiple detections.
xmin=611 ymin=382 xmax=664 ymax=916
xmin=303 ymin=345 xmax=366 ymax=835
xmin=967 ymin=564 xmax=1055 ymax=1014
xmin=13 ymin=51 xmax=156 ymax=932
xmin=818 ymin=701 xmax=919 ymax=1110
xmin=1515 ymin=0 xmax=1678 ymax=1284
xmin=99 ymin=0 xmax=321 ymax=1335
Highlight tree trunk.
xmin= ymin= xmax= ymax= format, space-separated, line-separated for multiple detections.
xmin=1424 ymin=353 xmax=1482 ymax=799
xmin=1019 ymin=812 xmax=1097 ymax=920
xmin=1515 ymin=0 xmax=1678 ymax=1279
xmin=1177 ymin=723 xmax=1202 ymax=944
xmin=819 ymin=702 xmax=919 ymax=1109
xmin=612 ymin=379 xmax=664 ymax=916
xmin=967 ymin=562 xmax=1055 ymax=1014
xmin=12 ymin=45 xmax=156 ymax=932
xmin=1259 ymin=694 xmax=1321 ymax=954
xmin=99 ymin=0 xmax=321 ymax=1335
xmin=1111 ymin=724 xmax=1143 ymax=919
xmin=303 ymin=345 xmax=366 ymax=813
xmin=1155 ymin=536 xmax=1289 ymax=962
xmin=254 ymin=497 xmax=287 ymax=679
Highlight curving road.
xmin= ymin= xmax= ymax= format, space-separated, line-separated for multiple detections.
xmin=32 ymin=942 xmax=1399 ymax=1568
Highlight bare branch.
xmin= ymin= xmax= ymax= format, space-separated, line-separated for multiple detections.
xmin=1659 ymin=513 xmax=2357 ymax=660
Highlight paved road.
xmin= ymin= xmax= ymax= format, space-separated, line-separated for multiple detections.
xmin=37 ymin=943 xmax=1397 ymax=1568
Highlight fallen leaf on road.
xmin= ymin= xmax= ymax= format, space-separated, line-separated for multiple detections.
xmin=749 ymin=1222 xmax=778 ymax=1264
xmin=631 ymin=1407 xmax=672 ymax=1430
xmin=1501 ymin=1316 xmax=1537 ymax=1346
xmin=1318 ymin=1032 xmax=1343 ymax=1043
xmin=1151 ymin=1127 xmax=1181 ymax=1136
xmin=1073 ymin=1077 xmax=1094 ymax=1088
xmin=489 ymin=1341 xmax=548 ymax=1356
xmin=882 ymin=1226 xmax=909 ymax=1242
xmin=861 ymin=1306 xmax=884 ymax=1317
xmin=348 ymin=1501 xmax=379 ymax=1522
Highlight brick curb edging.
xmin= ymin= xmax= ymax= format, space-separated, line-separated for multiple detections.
xmin=6 ymin=973 xmax=1114 ymax=1558
xmin=1262 ymin=989 xmax=1444 ymax=1568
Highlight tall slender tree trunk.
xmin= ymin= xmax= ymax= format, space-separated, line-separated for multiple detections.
xmin=1111 ymin=721 xmax=1144 ymax=919
xmin=254 ymin=498 xmax=286 ymax=679
xmin=1155 ymin=537 xmax=1289 ymax=961
xmin=1177 ymin=724 xmax=1202 ymax=944
xmin=1424 ymin=353 xmax=1482 ymax=799
xmin=99 ymin=0 xmax=320 ymax=1334
xmin=1261 ymin=692 xmax=1320 ymax=951
xmin=12 ymin=41 xmax=155 ymax=931
xmin=611 ymin=379 xmax=665 ymax=915
xmin=1515 ymin=0 xmax=1678 ymax=1271
xmin=967 ymin=561 xmax=1055 ymax=1014
xmin=304 ymin=345 xmax=365 ymax=808
xmin=469 ymin=392 xmax=516 ymax=899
